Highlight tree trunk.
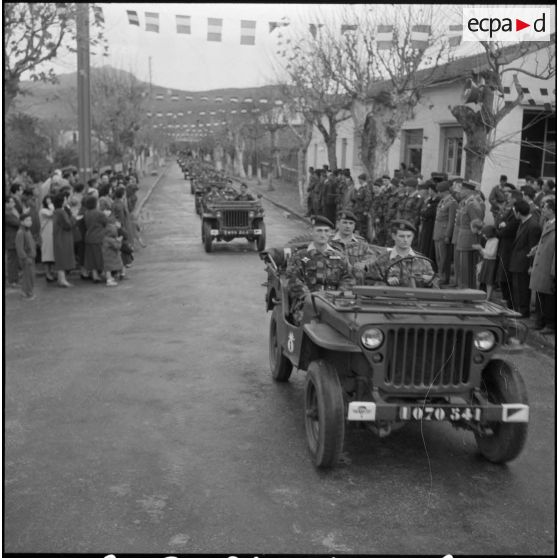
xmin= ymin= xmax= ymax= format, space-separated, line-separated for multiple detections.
xmin=233 ymin=135 xmax=246 ymax=178
xmin=297 ymin=146 xmax=307 ymax=208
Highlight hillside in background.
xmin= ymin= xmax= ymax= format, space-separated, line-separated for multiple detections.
xmin=10 ymin=66 xmax=287 ymax=133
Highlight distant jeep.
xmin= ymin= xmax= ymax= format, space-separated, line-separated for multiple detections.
xmin=201 ymin=198 xmax=265 ymax=253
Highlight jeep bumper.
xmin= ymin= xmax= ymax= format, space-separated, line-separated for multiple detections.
xmin=347 ymin=401 xmax=529 ymax=423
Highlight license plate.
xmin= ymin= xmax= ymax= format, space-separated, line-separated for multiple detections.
xmin=399 ymin=406 xmax=482 ymax=422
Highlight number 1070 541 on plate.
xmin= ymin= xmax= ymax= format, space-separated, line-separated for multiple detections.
xmin=399 ymin=406 xmax=482 ymax=421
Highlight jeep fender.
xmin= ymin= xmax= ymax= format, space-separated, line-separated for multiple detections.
xmin=298 ymin=322 xmax=361 ymax=371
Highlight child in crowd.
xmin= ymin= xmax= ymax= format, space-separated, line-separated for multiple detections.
xmin=472 ymin=224 xmax=499 ymax=301
xmin=102 ymin=222 xmax=123 ymax=287
xmin=15 ymin=213 xmax=37 ymax=299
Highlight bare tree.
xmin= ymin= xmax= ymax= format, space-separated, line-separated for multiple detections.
xmin=3 ymin=2 xmax=106 ymax=113
xmin=449 ymin=39 xmax=556 ymax=181
xmin=309 ymin=5 xmax=454 ymax=178
xmin=90 ymin=67 xmax=148 ymax=166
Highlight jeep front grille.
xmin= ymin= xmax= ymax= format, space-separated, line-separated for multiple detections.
xmin=384 ymin=327 xmax=473 ymax=388
xmin=223 ymin=210 xmax=249 ymax=228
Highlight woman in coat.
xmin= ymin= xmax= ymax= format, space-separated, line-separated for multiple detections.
xmin=52 ymin=192 xmax=76 ymax=287
xmin=39 ymin=195 xmax=56 ymax=282
xmin=529 ymin=199 xmax=556 ymax=331
xmin=83 ymin=195 xmax=108 ymax=282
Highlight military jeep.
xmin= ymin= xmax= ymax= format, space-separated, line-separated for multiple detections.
xmin=201 ymin=198 xmax=265 ymax=253
xmin=260 ymin=246 xmax=529 ymax=469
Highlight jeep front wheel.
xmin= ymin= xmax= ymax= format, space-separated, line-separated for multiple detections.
xmin=304 ymin=360 xmax=345 ymax=468
xmin=256 ymin=222 xmax=266 ymax=251
xmin=269 ymin=307 xmax=293 ymax=382
xmin=475 ymin=359 xmax=528 ymax=464
xmin=203 ymin=222 xmax=213 ymax=253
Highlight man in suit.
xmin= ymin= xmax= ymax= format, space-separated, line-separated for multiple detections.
xmin=455 ymin=180 xmax=484 ymax=289
xmin=509 ymin=199 xmax=542 ymax=317
xmin=529 ymin=199 xmax=555 ymax=332
xmin=433 ymin=180 xmax=457 ymax=284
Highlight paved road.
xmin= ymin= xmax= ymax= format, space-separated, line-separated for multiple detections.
xmin=4 ymin=163 xmax=555 ymax=555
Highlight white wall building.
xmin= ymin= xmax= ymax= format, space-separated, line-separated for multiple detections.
xmin=307 ymin=42 xmax=556 ymax=198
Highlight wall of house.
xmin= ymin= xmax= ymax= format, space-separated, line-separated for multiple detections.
xmin=306 ymin=46 xmax=554 ymax=196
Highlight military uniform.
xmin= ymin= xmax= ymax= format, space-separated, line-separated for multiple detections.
xmin=348 ymin=184 xmax=373 ymax=241
xmin=286 ymin=242 xmax=354 ymax=296
xmin=433 ymin=191 xmax=458 ymax=283
xmin=235 ymin=192 xmax=255 ymax=201
xmin=455 ymin=189 xmax=484 ymax=289
xmin=365 ymin=247 xmax=437 ymax=288
xmin=330 ymin=232 xmax=384 ymax=285
xmin=323 ymin=175 xmax=339 ymax=224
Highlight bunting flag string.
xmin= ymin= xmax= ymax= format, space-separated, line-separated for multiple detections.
xmin=207 ymin=17 xmax=223 ymax=41
xmin=145 ymin=12 xmax=159 ymax=33
xmin=176 ymin=15 xmax=191 ymax=34
xmin=448 ymin=23 xmax=463 ymax=46
xmin=126 ymin=10 xmax=139 ymax=26
xmin=410 ymin=24 xmax=430 ymax=50
xmin=376 ymin=24 xmax=394 ymax=49
xmin=240 ymin=20 xmax=256 ymax=45
xmin=93 ymin=6 xmax=104 ymax=24
xmin=340 ymin=24 xmax=357 ymax=34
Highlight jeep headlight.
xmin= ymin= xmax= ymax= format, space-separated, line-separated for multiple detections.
xmin=249 ymin=211 xmax=255 ymax=218
xmin=361 ymin=328 xmax=384 ymax=350
xmin=474 ymin=330 xmax=496 ymax=351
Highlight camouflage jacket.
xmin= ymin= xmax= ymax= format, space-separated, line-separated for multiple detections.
xmin=348 ymin=185 xmax=373 ymax=215
xmin=286 ymin=243 xmax=355 ymax=296
xmin=330 ymin=233 xmax=385 ymax=284
xmin=365 ymin=248 xmax=437 ymax=288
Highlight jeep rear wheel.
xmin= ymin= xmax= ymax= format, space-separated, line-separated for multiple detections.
xmin=269 ymin=307 xmax=293 ymax=382
xmin=256 ymin=222 xmax=266 ymax=251
xmin=304 ymin=360 xmax=345 ymax=468
xmin=475 ymin=359 xmax=528 ymax=464
xmin=203 ymin=222 xmax=213 ymax=253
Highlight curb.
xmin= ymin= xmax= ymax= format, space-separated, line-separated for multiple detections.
xmin=133 ymin=164 xmax=169 ymax=218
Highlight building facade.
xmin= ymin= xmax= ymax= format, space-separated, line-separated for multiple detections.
xmin=307 ymin=43 xmax=555 ymax=198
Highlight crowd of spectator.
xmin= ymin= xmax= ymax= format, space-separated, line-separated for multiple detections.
xmin=5 ymin=165 xmax=142 ymax=299
xmin=304 ymin=164 xmax=556 ymax=334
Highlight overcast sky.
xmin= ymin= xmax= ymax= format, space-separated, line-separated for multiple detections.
xmin=42 ymin=3 xmax=554 ymax=92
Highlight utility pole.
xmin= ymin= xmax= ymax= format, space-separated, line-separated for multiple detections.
xmin=77 ymin=3 xmax=92 ymax=182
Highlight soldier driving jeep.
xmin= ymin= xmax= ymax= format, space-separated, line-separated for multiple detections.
xmin=365 ymin=219 xmax=439 ymax=288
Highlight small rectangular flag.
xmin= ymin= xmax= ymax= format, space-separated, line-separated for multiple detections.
xmin=208 ymin=17 xmax=223 ymax=41
xmin=341 ymin=24 xmax=357 ymax=33
xmin=244 ymin=97 xmax=253 ymax=103
xmin=176 ymin=15 xmax=191 ymax=34
xmin=145 ymin=12 xmax=159 ymax=33
xmin=200 ymin=96 xmax=208 ymax=101
xmin=127 ymin=10 xmax=139 ymax=26
xmin=230 ymin=97 xmax=239 ymax=102
xmin=376 ymin=24 xmax=393 ymax=50
xmin=259 ymin=98 xmax=268 ymax=104
xmin=171 ymin=95 xmax=179 ymax=101
xmin=411 ymin=24 xmax=430 ymax=50
xmin=155 ymin=94 xmax=164 ymax=100
xmin=240 ymin=20 xmax=256 ymax=45
xmin=448 ymin=24 xmax=463 ymax=46
xmin=185 ymin=96 xmax=193 ymax=101
xmin=309 ymin=23 xmax=323 ymax=38
xmin=93 ymin=6 xmax=104 ymax=24
xmin=215 ymin=97 xmax=223 ymax=102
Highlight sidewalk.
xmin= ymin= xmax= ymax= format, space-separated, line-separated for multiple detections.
xmin=235 ymin=172 xmax=555 ymax=352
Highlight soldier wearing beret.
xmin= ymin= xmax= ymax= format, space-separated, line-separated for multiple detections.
xmin=454 ymin=180 xmax=485 ymax=289
xmin=365 ymin=220 xmax=438 ymax=288
xmin=433 ymin=180 xmax=458 ymax=284
xmin=330 ymin=210 xmax=384 ymax=285
xmin=286 ymin=215 xmax=355 ymax=322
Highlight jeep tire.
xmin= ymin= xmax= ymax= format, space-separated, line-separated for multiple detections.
xmin=269 ymin=307 xmax=293 ymax=382
xmin=203 ymin=221 xmax=213 ymax=253
xmin=304 ymin=360 xmax=345 ymax=468
xmin=475 ymin=359 xmax=528 ymax=464
xmin=256 ymin=222 xmax=266 ymax=252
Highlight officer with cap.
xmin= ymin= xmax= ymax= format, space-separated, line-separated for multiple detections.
xmin=286 ymin=215 xmax=355 ymax=322
xmin=433 ymin=180 xmax=458 ymax=284
xmin=330 ymin=210 xmax=385 ymax=285
xmin=365 ymin=219 xmax=438 ymax=287
xmin=455 ymin=180 xmax=484 ymax=289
